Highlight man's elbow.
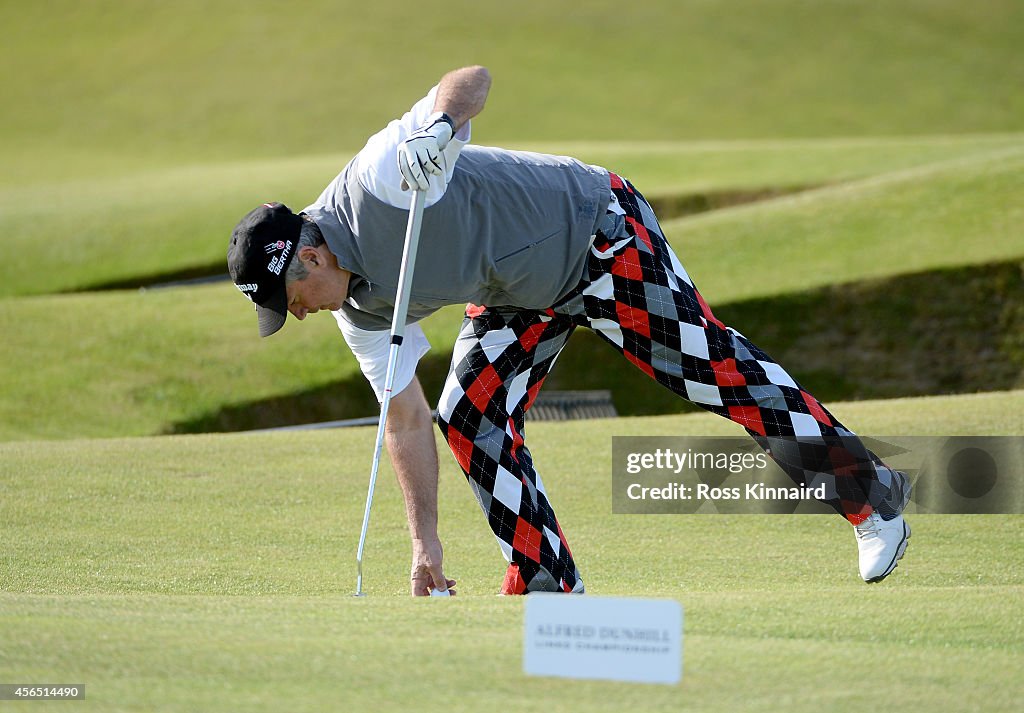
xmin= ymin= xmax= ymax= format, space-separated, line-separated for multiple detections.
xmin=385 ymin=381 xmax=433 ymax=432
xmin=467 ymin=65 xmax=491 ymax=85
xmin=448 ymin=64 xmax=491 ymax=91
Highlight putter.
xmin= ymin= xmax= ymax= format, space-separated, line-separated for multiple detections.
xmin=354 ymin=186 xmax=427 ymax=596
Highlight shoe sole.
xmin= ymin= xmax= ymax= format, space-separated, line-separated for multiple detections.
xmin=865 ymin=520 xmax=911 ymax=584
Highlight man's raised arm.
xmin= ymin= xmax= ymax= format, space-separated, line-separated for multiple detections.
xmin=398 ymin=66 xmax=491 ymax=191
xmin=433 ymin=65 xmax=491 ymax=130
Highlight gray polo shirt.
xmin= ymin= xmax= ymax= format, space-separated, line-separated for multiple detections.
xmin=304 ymin=144 xmax=611 ymax=331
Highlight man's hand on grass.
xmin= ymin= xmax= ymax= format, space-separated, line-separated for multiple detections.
xmin=411 ymin=536 xmax=456 ymax=596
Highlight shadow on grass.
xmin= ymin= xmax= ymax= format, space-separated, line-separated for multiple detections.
xmin=548 ymin=259 xmax=1024 ymax=416
xmin=169 ymin=350 xmax=456 ymax=434
xmin=77 ymin=186 xmax=818 ymax=293
xmin=644 ymin=185 xmax=816 ymax=221
xmin=170 ymin=259 xmax=1024 ymax=433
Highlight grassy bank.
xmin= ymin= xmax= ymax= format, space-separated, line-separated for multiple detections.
xmin=3 ymin=0 xmax=1022 ymax=182
xmin=1 ymin=391 xmax=1022 ymax=712
xmin=2 ymin=146 xmax=1020 ymax=440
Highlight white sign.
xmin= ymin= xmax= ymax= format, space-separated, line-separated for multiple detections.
xmin=523 ymin=594 xmax=683 ymax=685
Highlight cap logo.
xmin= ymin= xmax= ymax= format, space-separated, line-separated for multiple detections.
xmin=266 ymin=239 xmax=293 ymax=276
xmin=235 ymin=282 xmax=259 ymax=302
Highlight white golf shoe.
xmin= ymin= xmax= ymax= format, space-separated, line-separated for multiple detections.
xmin=855 ymin=512 xmax=910 ymax=583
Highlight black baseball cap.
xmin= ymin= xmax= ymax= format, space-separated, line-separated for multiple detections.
xmin=227 ymin=202 xmax=304 ymax=337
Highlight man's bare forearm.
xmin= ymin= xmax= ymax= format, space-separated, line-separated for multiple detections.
xmin=434 ymin=65 xmax=491 ymax=130
xmin=384 ymin=377 xmax=440 ymax=539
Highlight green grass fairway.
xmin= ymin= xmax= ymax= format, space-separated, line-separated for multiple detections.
xmin=4 ymin=135 xmax=1021 ymax=299
xmin=3 ymin=2 xmax=1020 ymax=709
xmin=3 ymin=1 xmax=1022 ymax=182
xmin=2 ymin=141 xmax=1021 ymax=441
xmin=666 ymin=145 xmax=1024 ymax=304
xmin=1 ymin=391 xmax=1022 ymax=711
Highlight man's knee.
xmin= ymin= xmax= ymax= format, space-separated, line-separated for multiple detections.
xmin=386 ymin=379 xmax=433 ymax=433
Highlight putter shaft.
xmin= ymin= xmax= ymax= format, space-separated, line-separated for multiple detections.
xmin=354 ymin=188 xmax=427 ymax=596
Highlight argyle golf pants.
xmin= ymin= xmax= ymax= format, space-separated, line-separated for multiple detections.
xmin=435 ymin=173 xmax=910 ymax=594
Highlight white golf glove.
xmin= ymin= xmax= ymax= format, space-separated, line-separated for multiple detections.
xmin=398 ymin=112 xmax=456 ymax=191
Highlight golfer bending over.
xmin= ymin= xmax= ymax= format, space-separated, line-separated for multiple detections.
xmin=228 ymin=66 xmax=911 ymax=596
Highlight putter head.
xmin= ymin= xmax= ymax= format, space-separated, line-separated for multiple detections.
xmin=353 ymin=564 xmax=365 ymax=597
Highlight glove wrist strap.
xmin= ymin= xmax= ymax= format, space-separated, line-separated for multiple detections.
xmin=427 ymin=111 xmax=456 ymax=138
